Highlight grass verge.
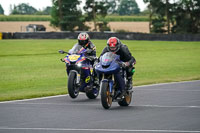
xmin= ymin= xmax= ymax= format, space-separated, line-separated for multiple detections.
xmin=0 ymin=39 xmax=200 ymax=101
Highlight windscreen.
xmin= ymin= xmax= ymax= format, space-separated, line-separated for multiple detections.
xmin=68 ymin=44 xmax=83 ymax=54
xmin=101 ymin=52 xmax=117 ymax=66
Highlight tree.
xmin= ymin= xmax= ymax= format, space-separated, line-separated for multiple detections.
xmin=144 ymin=0 xmax=200 ymax=34
xmin=51 ymin=0 xmax=88 ymax=31
xmin=151 ymin=16 xmax=167 ymax=33
xmin=107 ymin=0 xmax=120 ymax=14
xmin=84 ymin=0 xmax=110 ymax=31
xmin=117 ymin=0 xmax=140 ymax=15
xmin=11 ymin=3 xmax=37 ymax=15
xmin=171 ymin=0 xmax=200 ymax=33
xmin=0 ymin=4 xmax=4 ymax=15
xmin=43 ymin=7 xmax=52 ymax=15
xmin=139 ymin=9 xmax=150 ymax=16
xmin=35 ymin=7 xmax=52 ymax=15
xmin=143 ymin=0 xmax=167 ymax=33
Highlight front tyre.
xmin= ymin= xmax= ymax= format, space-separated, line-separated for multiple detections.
xmin=68 ymin=72 xmax=79 ymax=98
xmin=101 ymin=82 xmax=112 ymax=109
xmin=118 ymin=91 xmax=132 ymax=106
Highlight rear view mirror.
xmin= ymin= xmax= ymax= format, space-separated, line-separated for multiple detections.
xmin=58 ymin=50 xmax=65 ymax=54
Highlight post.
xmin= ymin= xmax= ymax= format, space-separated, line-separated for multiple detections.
xmin=166 ymin=0 xmax=170 ymax=34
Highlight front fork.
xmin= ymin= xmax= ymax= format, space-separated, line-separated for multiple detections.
xmin=102 ymin=74 xmax=114 ymax=94
xmin=101 ymin=73 xmax=125 ymax=99
xmin=69 ymin=70 xmax=80 ymax=84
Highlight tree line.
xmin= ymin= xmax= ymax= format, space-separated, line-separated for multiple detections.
xmin=0 ymin=0 xmax=141 ymax=31
xmin=0 ymin=0 xmax=140 ymax=16
xmin=51 ymin=0 xmax=200 ymax=33
xmin=0 ymin=4 xmax=51 ymax=15
xmin=144 ymin=0 xmax=200 ymax=34
xmin=51 ymin=0 xmax=140 ymax=31
xmin=0 ymin=0 xmax=199 ymax=33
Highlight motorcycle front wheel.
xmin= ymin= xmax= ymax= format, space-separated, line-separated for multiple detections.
xmin=68 ymin=72 xmax=79 ymax=98
xmin=101 ymin=81 xmax=112 ymax=109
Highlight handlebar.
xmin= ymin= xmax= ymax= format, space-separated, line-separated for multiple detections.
xmin=58 ymin=50 xmax=69 ymax=54
xmin=86 ymin=56 xmax=97 ymax=61
xmin=59 ymin=49 xmax=97 ymax=62
xmin=59 ymin=48 xmax=93 ymax=55
xmin=117 ymin=61 xmax=126 ymax=68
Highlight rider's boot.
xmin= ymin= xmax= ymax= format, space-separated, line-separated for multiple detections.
xmin=127 ymin=76 xmax=133 ymax=90
xmin=94 ymin=77 xmax=99 ymax=87
xmin=93 ymin=71 xmax=99 ymax=88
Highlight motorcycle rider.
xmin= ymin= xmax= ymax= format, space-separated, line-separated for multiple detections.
xmin=70 ymin=32 xmax=96 ymax=57
xmin=70 ymin=32 xmax=98 ymax=85
xmin=100 ymin=37 xmax=136 ymax=90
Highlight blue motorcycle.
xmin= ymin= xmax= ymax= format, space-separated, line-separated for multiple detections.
xmin=59 ymin=44 xmax=99 ymax=99
xmin=95 ymin=52 xmax=133 ymax=109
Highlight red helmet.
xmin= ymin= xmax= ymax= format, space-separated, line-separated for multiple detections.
xmin=107 ymin=37 xmax=120 ymax=52
xmin=78 ymin=32 xmax=90 ymax=47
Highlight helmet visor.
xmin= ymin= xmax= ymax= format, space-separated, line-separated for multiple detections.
xmin=108 ymin=41 xmax=117 ymax=52
xmin=78 ymin=40 xmax=88 ymax=46
xmin=109 ymin=46 xmax=117 ymax=52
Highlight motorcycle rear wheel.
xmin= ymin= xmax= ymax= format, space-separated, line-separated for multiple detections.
xmin=86 ymin=87 xmax=99 ymax=99
xmin=68 ymin=72 xmax=79 ymax=98
xmin=118 ymin=91 xmax=132 ymax=106
xmin=101 ymin=82 xmax=112 ymax=109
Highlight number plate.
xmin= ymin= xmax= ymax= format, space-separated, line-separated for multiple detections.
xmin=68 ymin=55 xmax=80 ymax=61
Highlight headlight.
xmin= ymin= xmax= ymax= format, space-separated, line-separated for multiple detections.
xmin=77 ymin=62 xmax=82 ymax=67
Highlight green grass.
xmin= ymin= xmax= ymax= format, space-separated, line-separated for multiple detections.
xmin=0 ymin=15 xmax=148 ymax=22
xmin=0 ymin=15 xmax=51 ymax=21
xmin=0 ymin=39 xmax=200 ymax=101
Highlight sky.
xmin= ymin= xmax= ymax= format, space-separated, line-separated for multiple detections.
xmin=0 ymin=0 xmax=148 ymax=15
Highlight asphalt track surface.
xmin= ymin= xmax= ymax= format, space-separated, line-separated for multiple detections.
xmin=0 ymin=80 xmax=200 ymax=133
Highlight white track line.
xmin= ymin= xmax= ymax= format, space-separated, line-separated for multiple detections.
xmin=2 ymin=102 xmax=200 ymax=109
xmin=0 ymin=127 xmax=200 ymax=132
xmin=134 ymin=105 xmax=200 ymax=109
xmin=133 ymin=80 xmax=200 ymax=88
xmin=133 ymin=89 xmax=200 ymax=91
xmin=0 ymin=80 xmax=199 ymax=104
xmin=0 ymin=94 xmax=68 ymax=103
